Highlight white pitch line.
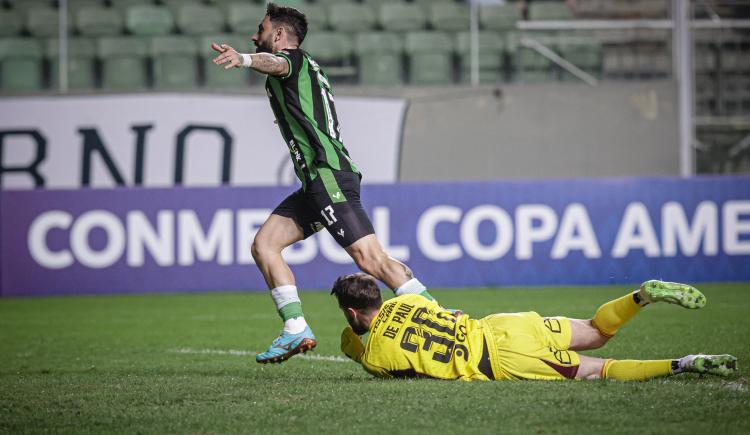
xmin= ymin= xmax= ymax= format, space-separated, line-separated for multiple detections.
xmin=170 ymin=347 xmax=352 ymax=363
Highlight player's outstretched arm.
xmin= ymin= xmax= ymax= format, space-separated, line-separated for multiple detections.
xmin=210 ymin=43 xmax=290 ymax=77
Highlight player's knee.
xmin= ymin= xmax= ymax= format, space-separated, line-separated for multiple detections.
xmin=251 ymin=236 xmax=275 ymax=264
xmin=250 ymin=240 xmax=264 ymax=263
xmin=585 ymin=319 xmax=611 ymax=348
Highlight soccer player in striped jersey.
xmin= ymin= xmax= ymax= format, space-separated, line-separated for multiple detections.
xmin=332 ymin=274 xmax=738 ymax=381
xmin=211 ymin=3 xmax=432 ymax=363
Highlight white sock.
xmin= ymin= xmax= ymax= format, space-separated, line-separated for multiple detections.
xmin=394 ymin=278 xmax=426 ymax=296
xmin=283 ymin=317 xmax=308 ymax=334
xmin=271 ymin=285 xmax=300 ymax=310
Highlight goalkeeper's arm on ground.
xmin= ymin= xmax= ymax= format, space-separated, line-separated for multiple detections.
xmin=340 ymin=326 xmax=365 ymax=363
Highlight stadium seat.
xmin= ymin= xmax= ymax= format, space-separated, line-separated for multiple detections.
xmin=200 ymin=35 xmax=251 ymax=89
xmin=176 ymin=4 xmax=225 ymax=35
xmin=150 ymin=36 xmax=199 ymax=89
xmin=126 ymin=5 xmax=174 ymax=36
xmin=529 ymin=2 xmax=573 ymax=20
xmin=272 ymin=0 xmax=306 ymax=6
xmin=68 ymin=0 xmax=104 ymax=14
xmin=97 ymin=36 xmax=149 ymax=90
xmin=226 ymin=3 xmax=266 ymax=34
xmin=405 ymin=31 xmax=454 ymax=85
xmin=455 ymin=31 xmax=505 ymax=83
xmin=46 ymin=37 xmax=96 ymax=89
xmin=207 ymin=0 xmax=234 ymax=14
xmin=0 ymin=10 xmax=24 ymax=37
xmin=693 ymin=47 xmax=716 ymax=73
xmin=429 ymin=2 xmax=470 ymax=32
xmin=378 ymin=3 xmax=427 ymax=32
xmin=0 ymin=38 xmax=44 ymax=92
xmin=76 ymin=6 xmax=124 ymax=36
xmin=161 ymin=0 xmax=203 ymax=15
xmin=303 ymin=32 xmax=353 ymax=64
xmin=480 ymin=4 xmax=520 ymax=32
xmin=506 ymin=32 xmax=552 ymax=80
xmin=722 ymin=49 xmax=750 ymax=73
xmin=355 ymin=32 xmax=404 ymax=86
xmin=558 ymin=37 xmax=602 ymax=72
xmin=314 ymin=0 xmax=356 ymax=4
xmin=109 ymin=0 xmax=154 ymax=12
xmin=26 ymin=7 xmax=72 ymax=38
xmin=298 ymin=4 xmax=327 ymax=31
xmin=412 ymin=0 xmax=437 ymax=10
xmin=6 ymin=0 xmax=52 ymax=15
xmin=361 ymin=0 xmax=401 ymax=6
xmin=328 ymin=3 xmax=376 ymax=33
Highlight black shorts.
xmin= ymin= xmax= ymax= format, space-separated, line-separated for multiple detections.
xmin=272 ymin=169 xmax=375 ymax=248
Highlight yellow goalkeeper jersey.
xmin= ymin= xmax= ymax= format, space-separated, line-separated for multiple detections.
xmin=360 ymin=294 xmax=492 ymax=381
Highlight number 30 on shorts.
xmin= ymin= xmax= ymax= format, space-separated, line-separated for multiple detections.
xmin=320 ymin=205 xmax=337 ymax=226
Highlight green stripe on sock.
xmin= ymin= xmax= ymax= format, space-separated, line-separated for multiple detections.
xmin=278 ymin=302 xmax=304 ymax=321
xmin=318 ymin=167 xmax=347 ymax=203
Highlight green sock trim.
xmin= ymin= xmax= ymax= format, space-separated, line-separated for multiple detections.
xmin=278 ymin=302 xmax=304 ymax=321
xmin=419 ymin=290 xmax=435 ymax=301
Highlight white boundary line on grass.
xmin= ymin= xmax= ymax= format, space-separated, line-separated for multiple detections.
xmin=170 ymin=347 xmax=352 ymax=363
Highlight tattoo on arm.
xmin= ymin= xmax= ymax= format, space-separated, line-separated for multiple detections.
xmin=401 ymin=263 xmax=414 ymax=280
xmin=249 ymin=53 xmax=290 ymax=77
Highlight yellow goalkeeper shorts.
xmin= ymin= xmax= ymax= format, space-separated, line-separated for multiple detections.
xmin=482 ymin=312 xmax=580 ymax=381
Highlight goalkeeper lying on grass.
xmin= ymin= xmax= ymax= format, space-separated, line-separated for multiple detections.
xmin=331 ymin=273 xmax=737 ymax=381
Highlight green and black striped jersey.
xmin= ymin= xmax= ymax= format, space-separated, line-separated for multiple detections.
xmin=265 ymin=48 xmax=360 ymax=190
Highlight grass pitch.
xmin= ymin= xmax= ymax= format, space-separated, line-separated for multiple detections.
xmin=1 ymin=283 xmax=749 ymax=434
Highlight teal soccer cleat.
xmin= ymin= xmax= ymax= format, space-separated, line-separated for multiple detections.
xmin=639 ymin=280 xmax=707 ymax=309
xmin=256 ymin=326 xmax=317 ymax=364
xmin=681 ymin=354 xmax=738 ymax=377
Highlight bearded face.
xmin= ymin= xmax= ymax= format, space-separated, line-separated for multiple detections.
xmin=252 ymin=16 xmax=275 ymax=54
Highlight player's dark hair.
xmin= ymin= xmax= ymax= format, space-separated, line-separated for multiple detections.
xmin=331 ymin=273 xmax=383 ymax=311
xmin=266 ymin=2 xmax=308 ymax=45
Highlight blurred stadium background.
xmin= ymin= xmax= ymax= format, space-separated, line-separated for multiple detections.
xmin=1 ymin=0 xmax=749 ymax=432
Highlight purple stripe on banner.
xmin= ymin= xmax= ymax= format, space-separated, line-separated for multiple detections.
xmin=1 ymin=176 xmax=749 ymax=297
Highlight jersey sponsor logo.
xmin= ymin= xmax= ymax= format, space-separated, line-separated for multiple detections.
xmin=288 ymin=140 xmax=306 ymax=169
xmin=337 ymin=228 xmax=345 ymax=238
xmin=551 ymin=347 xmax=573 ymax=365
xmin=544 ymin=318 xmax=562 ymax=333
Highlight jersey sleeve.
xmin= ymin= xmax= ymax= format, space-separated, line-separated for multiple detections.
xmin=360 ymin=353 xmax=393 ymax=379
xmin=274 ymin=49 xmax=303 ymax=80
xmin=340 ymin=326 xmax=365 ymax=363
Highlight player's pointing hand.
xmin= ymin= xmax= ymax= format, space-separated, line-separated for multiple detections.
xmin=211 ymin=43 xmax=241 ymax=70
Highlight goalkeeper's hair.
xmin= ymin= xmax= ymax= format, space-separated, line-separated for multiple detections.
xmin=330 ymin=273 xmax=383 ymax=311
xmin=266 ymin=2 xmax=308 ymax=44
